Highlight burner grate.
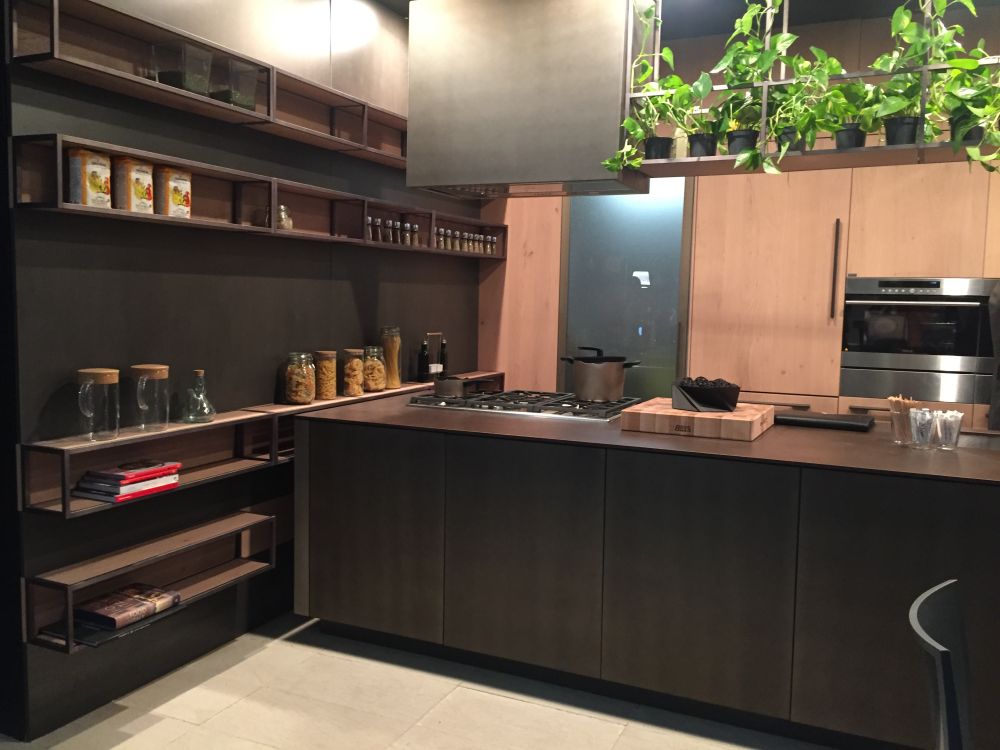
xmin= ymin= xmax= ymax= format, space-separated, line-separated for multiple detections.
xmin=409 ymin=391 xmax=642 ymax=420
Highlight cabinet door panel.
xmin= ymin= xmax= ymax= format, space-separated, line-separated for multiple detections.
xmin=847 ymin=162 xmax=989 ymax=277
xmin=985 ymin=175 xmax=1000 ymax=278
xmin=602 ymin=450 xmax=799 ymax=718
xmin=444 ymin=436 xmax=604 ymax=677
xmin=793 ymin=469 xmax=1000 ymax=749
xmin=308 ymin=423 xmax=445 ymax=642
xmin=688 ymin=170 xmax=851 ymax=396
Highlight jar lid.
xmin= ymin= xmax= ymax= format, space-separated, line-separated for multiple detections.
xmin=287 ymin=352 xmax=314 ymax=363
xmin=344 ymin=348 xmax=364 ymax=356
xmin=380 ymin=325 xmax=400 ymax=335
xmin=193 ymin=368 xmax=205 ymax=376
xmin=364 ymin=345 xmax=384 ymax=355
xmin=78 ymin=368 xmax=118 ymax=385
xmin=313 ymin=350 xmax=337 ymax=359
xmin=131 ymin=364 xmax=169 ymax=380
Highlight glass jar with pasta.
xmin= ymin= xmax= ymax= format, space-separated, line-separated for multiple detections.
xmin=342 ymin=348 xmax=364 ymax=397
xmin=284 ymin=352 xmax=315 ymax=404
xmin=363 ymin=346 xmax=387 ymax=392
xmin=314 ymin=350 xmax=337 ymax=400
xmin=380 ymin=326 xmax=402 ymax=389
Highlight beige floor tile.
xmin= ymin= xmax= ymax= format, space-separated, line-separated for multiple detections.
xmin=622 ymin=707 xmax=833 ymax=750
xmin=393 ymin=686 xmax=625 ymax=750
xmin=120 ymin=663 xmax=263 ymax=725
xmin=38 ymin=705 xmax=192 ymax=750
xmin=265 ymin=650 xmax=459 ymax=723
xmin=168 ymin=725 xmax=278 ymax=749
xmin=204 ymin=687 xmax=413 ymax=750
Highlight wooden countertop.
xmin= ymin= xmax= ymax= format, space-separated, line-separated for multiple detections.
xmin=299 ymin=393 xmax=1000 ymax=485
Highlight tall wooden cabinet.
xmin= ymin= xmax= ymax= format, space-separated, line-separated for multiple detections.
xmin=846 ymin=162 xmax=991 ymax=278
xmin=985 ymin=175 xmax=1000 ymax=278
xmin=688 ymin=170 xmax=851 ymax=397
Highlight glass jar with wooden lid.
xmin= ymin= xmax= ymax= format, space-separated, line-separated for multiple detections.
xmin=284 ymin=353 xmax=315 ymax=405
xmin=78 ymin=368 xmax=120 ymax=441
xmin=363 ymin=346 xmax=387 ymax=392
xmin=131 ymin=364 xmax=170 ymax=430
xmin=313 ymin=351 xmax=337 ymax=400
xmin=342 ymin=349 xmax=364 ymax=397
xmin=380 ymin=326 xmax=402 ymax=389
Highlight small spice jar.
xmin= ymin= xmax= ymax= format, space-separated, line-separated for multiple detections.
xmin=412 ymin=224 xmax=421 ymax=247
xmin=276 ymin=205 xmax=293 ymax=230
xmin=380 ymin=326 xmax=402 ymax=389
xmin=342 ymin=348 xmax=365 ymax=397
xmin=445 ymin=229 xmax=454 ymax=251
xmin=403 ymin=222 xmax=412 ymax=246
xmin=285 ymin=352 xmax=315 ymax=404
xmin=314 ymin=350 xmax=337 ymax=400
xmin=363 ymin=346 xmax=387 ymax=392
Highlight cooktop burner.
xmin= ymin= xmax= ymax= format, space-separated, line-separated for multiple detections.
xmin=409 ymin=391 xmax=641 ymax=421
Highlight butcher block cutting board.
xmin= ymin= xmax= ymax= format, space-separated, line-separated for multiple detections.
xmin=620 ymin=398 xmax=775 ymax=442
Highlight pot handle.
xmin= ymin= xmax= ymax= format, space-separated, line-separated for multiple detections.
xmin=578 ymin=346 xmax=604 ymax=357
xmin=623 ymin=361 xmax=641 ymax=368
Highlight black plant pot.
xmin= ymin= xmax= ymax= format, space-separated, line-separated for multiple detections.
xmin=835 ymin=124 xmax=867 ymax=150
xmin=644 ymin=136 xmax=674 ymax=160
xmin=775 ymin=126 xmax=805 ymax=152
xmin=727 ymin=129 xmax=759 ymax=154
xmin=949 ymin=116 xmax=985 ymax=144
xmin=885 ymin=116 xmax=918 ymax=145
xmin=688 ymin=133 xmax=718 ymax=157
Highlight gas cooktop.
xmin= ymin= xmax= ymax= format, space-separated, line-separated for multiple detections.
xmin=409 ymin=390 xmax=641 ymax=421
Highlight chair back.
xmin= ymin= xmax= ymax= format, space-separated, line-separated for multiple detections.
xmin=909 ymin=579 xmax=973 ymax=750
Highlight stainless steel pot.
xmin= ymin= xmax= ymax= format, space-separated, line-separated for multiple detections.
xmin=561 ymin=347 xmax=639 ymax=402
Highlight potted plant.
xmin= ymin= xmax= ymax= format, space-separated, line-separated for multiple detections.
xmin=767 ymin=47 xmax=843 ymax=158
xmin=659 ymin=72 xmax=723 ymax=156
xmin=819 ymin=81 xmax=882 ymax=149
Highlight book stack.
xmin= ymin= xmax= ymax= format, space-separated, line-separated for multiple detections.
xmin=72 ymin=460 xmax=182 ymax=503
xmin=75 ymin=584 xmax=182 ymax=630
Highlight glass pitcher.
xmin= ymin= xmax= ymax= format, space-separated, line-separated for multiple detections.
xmin=133 ymin=364 xmax=170 ymax=430
xmin=78 ymin=368 xmax=120 ymax=441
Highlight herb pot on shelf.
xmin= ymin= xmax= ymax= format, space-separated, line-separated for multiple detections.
xmin=775 ymin=126 xmax=805 ymax=152
xmin=688 ymin=133 xmax=717 ymax=157
xmin=884 ymin=116 xmax=918 ymax=145
xmin=644 ymin=136 xmax=673 ymax=160
xmin=726 ymin=129 xmax=759 ymax=154
xmin=949 ymin=116 xmax=985 ymax=144
xmin=835 ymin=124 xmax=867 ymax=150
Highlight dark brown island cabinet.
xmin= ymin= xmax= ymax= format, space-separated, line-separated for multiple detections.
xmin=296 ymin=393 xmax=1000 ymax=750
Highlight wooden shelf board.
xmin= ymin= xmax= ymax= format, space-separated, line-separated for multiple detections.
xmin=272 ymin=227 xmax=360 ymax=243
xmin=32 ymin=512 xmax=271 ymax=587
xmin=638 ymin=155 xmax=742 ymax=178
xmin=23 ymin=55 xmax=269 ymax=125
xmin=32 ymin=203 xmax=267 ymax=233
xmin=357 ymin=147 xmax=406 ymax=169
xmin=249 ymin=119 xmax=361 ymax=153
xmin=27 ymin=410 xmax=269 ymax=454
xmin=366 ymin=104 xmax=407 ymax=132
xmin=274 ymin=178 xmax=364 ymax=202
xmin=173 ymin=558 xmax=271 ymax=602
xmin=274 ymin=70 xmax=362 ymax=110
xmin=245 ymin=382 xmax=432 ymax=416
xmin=27 ymin=458 xmax=272 ymax=517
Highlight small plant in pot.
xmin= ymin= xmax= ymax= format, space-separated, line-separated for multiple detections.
xmin=662 ymin=72 xmax=724 ymax=157
xmin=767 ymin=48 xmax=843 ymax=160
xmin=875 ymin=72 xmax=924 ymax=144
xmin=819 ymin=81 xmax=882 ymax=150
xmin=926 ymin=35 xmax=993 ymax=147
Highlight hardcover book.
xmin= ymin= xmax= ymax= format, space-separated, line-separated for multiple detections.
xmin=74 ymin=592 xmax=155 ymax=630
xmin=117 ymin=584 xmax=181 ymax=613
xmin=86 ymin=460 xmax=183 ymax=484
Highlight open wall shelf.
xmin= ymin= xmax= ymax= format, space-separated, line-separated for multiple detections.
xmin=13 ymin=136 xmax=507 ymax=259
xmin=25 ymin=511 xmax=276 ymax=653
xmin=21 ymin=411 xmax=276 ymax=518
xmin=11 ymin=0 xmax=407 ymax=170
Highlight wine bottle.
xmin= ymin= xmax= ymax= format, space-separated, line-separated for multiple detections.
xmin=417 ymin=341 xmax=431 ymax=383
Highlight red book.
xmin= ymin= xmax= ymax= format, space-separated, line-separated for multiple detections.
xmin=72 ymin=479 xmax=179 ymax=504
xmin=86 ymin=460 xmax=183 ymax=485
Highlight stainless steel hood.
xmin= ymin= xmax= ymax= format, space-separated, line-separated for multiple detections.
xmin=406 ymin=0 xmax=649 ymax=198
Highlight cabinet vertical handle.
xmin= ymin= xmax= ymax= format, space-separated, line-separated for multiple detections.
xmin=830 ymin=218 xmax=841 ymax=320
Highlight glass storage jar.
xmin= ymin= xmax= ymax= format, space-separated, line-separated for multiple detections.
xmin=78 ymin=368 xmax=119 ymax=441
xmin=132 ymin=364 xmax=170 ymax=430
xmin=284 ymin=352 xmax=315 ymax=404
xmin=342 ymin=348 xmax=365 ymax=397
xmin=314 ymin=350 xmax=337 ymax=400
xmin=363 ymin=346 xmax=387 ymax=392
xmin=380 ymin=326 xmax=402 ymax=389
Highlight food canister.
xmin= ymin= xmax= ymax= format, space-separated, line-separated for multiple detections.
xmin=154 ymin=166 xmax=192 ymax=218
xmin=67 ymin=148 xmax=112 ymax=208
xmin=112 ymin=157 xmax=154 ymax=214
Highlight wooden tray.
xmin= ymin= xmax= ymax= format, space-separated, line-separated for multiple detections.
xmin=620 ymin=398 xmax=775 ymax=442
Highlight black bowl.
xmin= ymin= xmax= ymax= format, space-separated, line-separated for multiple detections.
xmin=673 ymin=383 xmax=741 ymax=412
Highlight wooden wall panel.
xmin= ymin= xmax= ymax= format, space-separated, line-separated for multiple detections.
xmin=479 ymin=197 xmax=563 ymax=391
xmin=846 ymin=162 xmax=990 ymax=278
xmin=985 ymin=176 xmax=1000 ymax=278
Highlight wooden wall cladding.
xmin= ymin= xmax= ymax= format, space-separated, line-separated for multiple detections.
xmin=478 ymin=197 xmax=563 ymax=391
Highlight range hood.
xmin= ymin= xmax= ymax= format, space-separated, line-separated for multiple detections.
xmin=406 ymin=0 xmax=649 ymax=198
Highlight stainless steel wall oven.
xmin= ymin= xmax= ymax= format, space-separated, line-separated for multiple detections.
xmin=840 ymin=278 xmax=998 ymax=404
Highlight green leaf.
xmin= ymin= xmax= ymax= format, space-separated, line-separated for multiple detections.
xmin=877 ymin=95 xmax=911 ymax=117
xmin=933 ymin=0 xmax=947 ymax=16
xmin=622 ymin=116 xmax=645 ymax=141
xmin=771 ymin=32 xmax=798 ymax=55
xmin=954 ymin=0 xmax=977 ymax=16
xmin=660 ymin=46 xmax=675 ymax=70
xmin=947 ymin=57 xmax=980 ymax=70
xmin=809 ymin=45 xmax=828 ymax=62
xmin=692 ymin=71 xmax=713 ymax=100
xmin=734 ymin=150 xmax=756 ymax=170
xmin=891 ymin=6 xmax=911 ymax=36
xmin=762 ymin=158 xmax=782 ymax=175
xmin=635 ymin=59 xmax=653 ymax=83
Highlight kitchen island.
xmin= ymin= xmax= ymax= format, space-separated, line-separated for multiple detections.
xmin=295 ymin=393 xmax=1000 ymax=750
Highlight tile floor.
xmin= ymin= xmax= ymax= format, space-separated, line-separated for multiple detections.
xmin=1 ymin=615 xmax=832 ymax=750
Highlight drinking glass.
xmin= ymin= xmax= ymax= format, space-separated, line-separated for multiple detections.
xmin=909 ymin=408 xmax=935 ymax=450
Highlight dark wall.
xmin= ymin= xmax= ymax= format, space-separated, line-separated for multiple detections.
xmin=11 ymin=68 xmax=480 ymax=440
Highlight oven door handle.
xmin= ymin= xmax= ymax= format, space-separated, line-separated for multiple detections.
xmin=844 ymin=300 xmax=981 ymax=307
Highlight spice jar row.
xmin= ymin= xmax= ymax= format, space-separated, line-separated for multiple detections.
xmin=68 ymin=148 xmax=193 ymax=218
xmin=283 ymin=327 xmax=404 ymax=404
xmin=434 ymin=229 xmax=498 ymax=255
xmin=366 ymin=217 xmax=422 ymax=247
